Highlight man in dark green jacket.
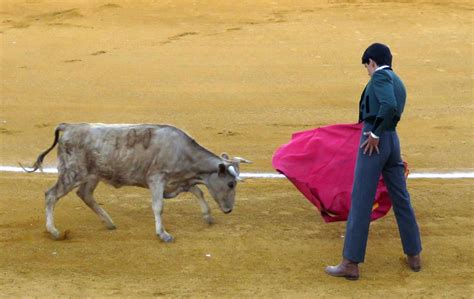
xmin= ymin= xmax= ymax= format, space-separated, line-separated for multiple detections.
xmin=325 ymin=43 xmax=422 ymax=280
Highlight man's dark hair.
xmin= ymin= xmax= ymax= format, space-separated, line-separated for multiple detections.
xmin=361 ymin=43 xmax=392 ymax=66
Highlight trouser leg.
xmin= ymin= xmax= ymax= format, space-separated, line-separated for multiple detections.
xmin=343 ymin=131 xmax=388 ymax=263
xmin=383 ymin=135 xmax=422 ymax=255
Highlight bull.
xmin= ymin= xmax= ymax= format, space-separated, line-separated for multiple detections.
xmin=21 ymin=123 xmax=251 ymax=242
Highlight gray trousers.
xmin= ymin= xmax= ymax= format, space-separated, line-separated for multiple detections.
xmin=343 ymin=122 xmax=422 ymax=263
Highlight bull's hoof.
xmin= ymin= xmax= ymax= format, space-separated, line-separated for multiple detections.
xmin=159 ymin=233 xmax=174 ymax=243
xmin=204 ymin=215 xmax=214 ymax=225
xmin=51 ymin=229 xmax=70 ymax=241
xmin=106 ymin=223 xmax=117 ymax=230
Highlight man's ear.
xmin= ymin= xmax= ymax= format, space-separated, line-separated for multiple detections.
xmin=218 ymin=163 xmax=226 ymax=177
xmin=369 ymin=58 xmax=377 ymax=68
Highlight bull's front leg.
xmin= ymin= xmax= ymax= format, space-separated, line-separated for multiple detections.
xmin=148 ymin=175 xmax=173 ymax=242
xmin=189 ymin=185 xmax=213 ymax=225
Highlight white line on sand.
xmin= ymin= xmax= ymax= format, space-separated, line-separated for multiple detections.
xmin=1 ymin=166 xmax=473 ymax=179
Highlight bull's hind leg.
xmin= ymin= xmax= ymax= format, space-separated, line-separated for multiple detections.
xmin=45 ymin=175 xmax=77 ymax=240
xmin=76 ymin=177 xmax=116 ymax=230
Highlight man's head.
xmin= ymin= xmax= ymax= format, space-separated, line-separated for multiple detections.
xmin=362 ymin=43 xmax=392 ymax=76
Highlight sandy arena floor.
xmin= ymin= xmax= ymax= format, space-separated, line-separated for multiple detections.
xmin=1 ymin=0 xmax=473 ymax=297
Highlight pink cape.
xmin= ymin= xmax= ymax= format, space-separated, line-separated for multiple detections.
xmin=272 ymin=123 xmax=400 ymax=223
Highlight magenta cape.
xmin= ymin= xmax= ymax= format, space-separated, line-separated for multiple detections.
xmin=272 ymin=123 xmax=395 ymax=223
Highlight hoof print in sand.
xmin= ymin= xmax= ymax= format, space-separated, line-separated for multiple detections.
xmin=161 ymin=32 xmax=199 ymax=44
xmin=90 ymin=50 xmax=107 ymax=56
xmin=64 ymin=59 xmax=82 ymax=63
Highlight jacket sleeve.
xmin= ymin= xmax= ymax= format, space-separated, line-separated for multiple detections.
xmin=358 ymin=86 xmax=367 ymax=123
xmin=371 ymin=71 xmax=398 ymax=136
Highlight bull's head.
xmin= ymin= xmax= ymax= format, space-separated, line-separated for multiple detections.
xmin=206 ymin=154 xmax=252 ymax=214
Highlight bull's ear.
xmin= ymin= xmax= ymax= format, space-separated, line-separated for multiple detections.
xmin=218 ymin=163 xmax=226 ymax=177
xmin=220 ymin=153 xmax=230 ymax=160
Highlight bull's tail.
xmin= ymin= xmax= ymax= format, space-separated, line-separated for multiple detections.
xmin=19 ymin=124 xmax=66 ymax=173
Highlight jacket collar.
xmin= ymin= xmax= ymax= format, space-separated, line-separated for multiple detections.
xmin=375 ymin=65 xmax=392 ymax=72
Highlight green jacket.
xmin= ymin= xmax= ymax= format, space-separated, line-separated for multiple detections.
xmin=358 ymin=67 xmax=406 ymax=136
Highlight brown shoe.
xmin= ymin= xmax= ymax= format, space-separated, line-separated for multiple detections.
xmin=325 ymin=258 xmax=359 ymax=280
xmin=407 ymin=255 xmax=421 ymax=272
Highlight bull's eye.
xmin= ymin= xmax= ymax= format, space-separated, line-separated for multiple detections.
xmin=228 ymin=181 xmax=235 ymax=189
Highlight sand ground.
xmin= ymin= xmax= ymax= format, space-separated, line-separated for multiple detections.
xmin=1 ymin=0 xmax=473 ymax=297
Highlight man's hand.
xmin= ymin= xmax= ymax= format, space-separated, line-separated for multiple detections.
xmin=361 ymin=131 xmax=380 ymax=155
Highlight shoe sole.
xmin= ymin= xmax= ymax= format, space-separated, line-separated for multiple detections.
xmin=325 ymin=271 xmax=359 ymax=280
xmin=345 ymin=275 xmax=359 ymax=280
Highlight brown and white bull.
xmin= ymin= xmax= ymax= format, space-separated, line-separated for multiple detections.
xmin=22 ymin=123 xmax=251 ymax=242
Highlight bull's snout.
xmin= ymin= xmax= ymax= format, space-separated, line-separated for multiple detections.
xmin=223 ymin=209 xmax=233 ymax=214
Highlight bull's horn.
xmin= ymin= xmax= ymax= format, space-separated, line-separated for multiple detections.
xmin=228 ymin=165 xmax=242 ymax=181
xmin=232 ymin=157 xmax=252 ymax=164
